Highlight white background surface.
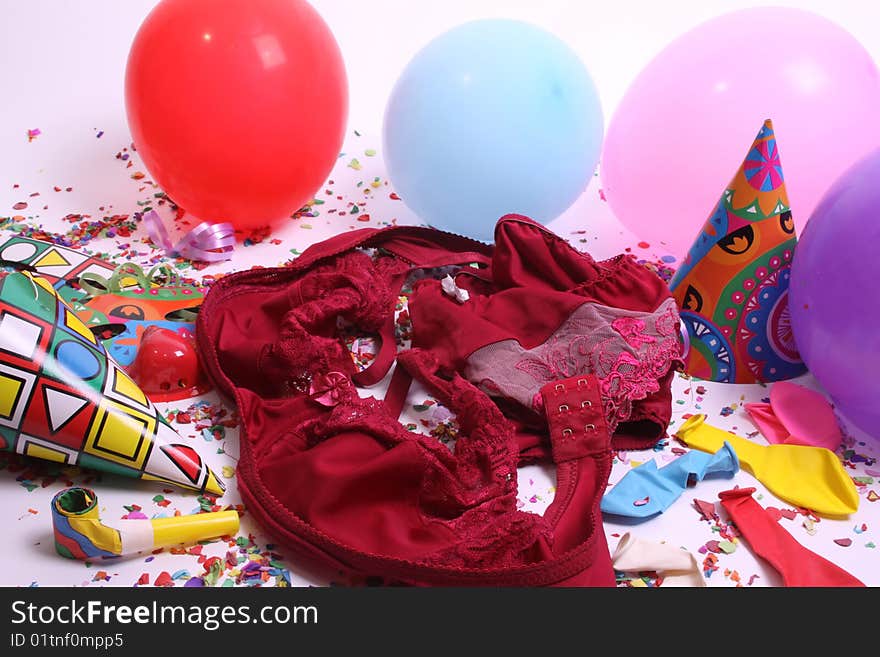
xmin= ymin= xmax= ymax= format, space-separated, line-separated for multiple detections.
xmin=0 ymin=0 xmax=878 ymax=588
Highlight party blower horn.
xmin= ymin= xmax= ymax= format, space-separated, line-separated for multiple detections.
xmin=0 ymin=270 xmax=224 ymax=495
xmin=668 ymin=119 xmax=807 ymax=383
xmin=52 ymin=487 xmax=239 ymax=559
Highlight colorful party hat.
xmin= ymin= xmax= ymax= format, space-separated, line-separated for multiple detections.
xmin=669 ymin=119 xmax=806 ymax=383
xmin=0 ymin=269 xmax=225 ymax=495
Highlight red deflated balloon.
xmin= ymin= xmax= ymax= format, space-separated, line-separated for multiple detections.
xmin=125 ymin=0 xmax=348 ymax=231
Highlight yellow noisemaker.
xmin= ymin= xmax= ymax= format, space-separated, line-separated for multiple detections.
xmin=51 ymin=487 xmax=239 ymax=560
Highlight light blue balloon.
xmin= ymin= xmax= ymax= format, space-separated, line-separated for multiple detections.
xmin=383 ymin=19 xmax=604 ymax=243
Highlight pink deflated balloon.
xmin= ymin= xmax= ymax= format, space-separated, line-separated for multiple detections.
xmin=601 ymin=7 xmax=880 ymax=260
xmin=744 ymin=381 xmax=842 ymax=452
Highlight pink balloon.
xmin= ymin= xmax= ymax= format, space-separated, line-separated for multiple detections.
xmin=601 ymin=7 xmax=880 ymax=260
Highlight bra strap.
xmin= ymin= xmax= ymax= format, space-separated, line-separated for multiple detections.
xmin=540 ymin=375 xmax=613 ymax=555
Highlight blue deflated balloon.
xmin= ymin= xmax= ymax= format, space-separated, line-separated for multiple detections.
xmin=383 ymin=19 xmax=604 ymax=243
xmin=601 ymin=442 xmax=740 ymax=520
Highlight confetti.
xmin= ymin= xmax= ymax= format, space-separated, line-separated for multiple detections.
xmin=834 ymin=538 xmax=853 ymax=547
xmin=635 ymin=257 xmax=676 ymax=283
xmin=765 ymin=507 xmax=783 ymax=521
xmin=154 ymin=571 xmax=174 ymax=587
xmin=702 ymin=553 xmax=719 ymax=577
xmin=694 ymin=499 xmax=717 ymax=521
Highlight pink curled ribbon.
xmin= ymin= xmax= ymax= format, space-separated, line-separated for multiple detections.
xmin=309 ymin=371 xmax=351 ymax=407
xmin=144 ymin=210 xmax=235 ymax=263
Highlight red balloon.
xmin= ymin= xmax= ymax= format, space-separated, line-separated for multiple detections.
xmin=125 ymin=0 xmax=348 ymax=231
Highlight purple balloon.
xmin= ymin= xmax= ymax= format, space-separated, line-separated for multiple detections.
xmin=789 ymin=148 xmax=880 ymax=440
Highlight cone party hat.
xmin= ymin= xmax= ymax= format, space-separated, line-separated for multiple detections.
xmin=0 ymin=269 xmax=225 ymax=495
xmin=669 ymin=119 xmax=806 ymax=384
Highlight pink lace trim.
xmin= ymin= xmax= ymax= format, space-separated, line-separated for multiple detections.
xmin=260 ymin=250 xmax=408 ymax=394
xmin=463 ymin=298 xmax=682 ymax=432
